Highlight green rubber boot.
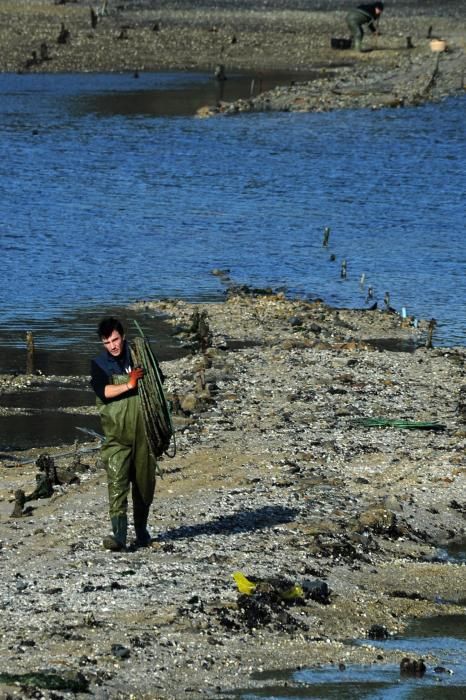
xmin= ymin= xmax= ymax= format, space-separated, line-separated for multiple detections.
xmin=103 ymin=515 xmax=127 ymax=551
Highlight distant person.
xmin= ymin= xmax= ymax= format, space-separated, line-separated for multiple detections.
xmin=90 ymin=317 xmax=157 ymax=551
xmin=346 ymin=2 xmax=384 ymax=52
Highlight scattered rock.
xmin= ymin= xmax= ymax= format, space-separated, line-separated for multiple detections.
xmin=400 ymin=657 xmax=427 ymax=677
xmin=368 ymin=624 xmax=389 ymax=640
xmin=111 ymin=644 xmax=131 ymax=659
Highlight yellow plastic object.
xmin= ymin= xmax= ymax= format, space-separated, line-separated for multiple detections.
xmin=232 ymin=571 xmax=256 ymax=595
xmin=280 ymin=583 xmax=305 ymax=600
xmin=232 ymin=572 xmax=304 ymax=600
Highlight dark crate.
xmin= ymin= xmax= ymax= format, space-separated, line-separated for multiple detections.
xmin=331 ymin=37 xmax=352 ymax=49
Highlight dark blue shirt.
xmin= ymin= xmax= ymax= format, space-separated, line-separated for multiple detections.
xmin=90 ymin=341 xmax=135 ymax=403
xmin=356 ymin=3 xmax=382 ymax=31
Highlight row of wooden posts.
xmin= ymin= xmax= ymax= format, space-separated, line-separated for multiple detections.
xmin=22 ymin=226 xmax=436 ymax=374
xmin=321 ymin=226 xmax=436 ymax=348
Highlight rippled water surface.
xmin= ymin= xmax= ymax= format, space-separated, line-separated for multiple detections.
xmin=0 ymin=72 xmax=465 ymax=349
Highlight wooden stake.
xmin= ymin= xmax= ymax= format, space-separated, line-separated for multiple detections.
xmin=425 ymin=319 xmax=436 ymax=349
xmin=26 ymin=331 xmax=35 ymax=374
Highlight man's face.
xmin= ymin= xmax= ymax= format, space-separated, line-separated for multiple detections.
xmin=102 ymin=330 xmax=125 ymax=357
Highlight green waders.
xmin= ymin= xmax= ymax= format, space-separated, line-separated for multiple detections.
xmin=346 ymin=9 xmax=367 ymax=51
xmin=97 ymin=375 xmax=157 ymax=550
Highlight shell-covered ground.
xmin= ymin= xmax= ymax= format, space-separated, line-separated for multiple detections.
xmin=0 ymin=292 xmax=465 ymax=698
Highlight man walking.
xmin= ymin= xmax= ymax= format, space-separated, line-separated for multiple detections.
xmin=91 ymin=317 xmax=157 ymax=551
xmin=346 ymin=2 xmax=384 ymax=52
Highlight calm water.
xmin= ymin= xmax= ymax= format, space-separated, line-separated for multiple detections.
xmin=234 ymin=614 xmax=466 ymax=699
xmin=0 ymin=72 xmax=465 ymax=352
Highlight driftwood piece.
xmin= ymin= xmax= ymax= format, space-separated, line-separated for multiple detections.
xmin=90 ymin=7 xmax=98 ymax=29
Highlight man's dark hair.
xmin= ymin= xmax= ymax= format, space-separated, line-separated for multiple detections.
xmin=375 ymin=1 xmax=384 ymax=10
xmin=98 ymin=317 xmax=125 ymax=339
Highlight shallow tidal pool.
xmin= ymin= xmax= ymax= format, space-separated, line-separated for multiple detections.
xmin=231 ymin=614 xmax=466 ymax=699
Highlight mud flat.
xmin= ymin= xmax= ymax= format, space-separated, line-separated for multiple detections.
xmin=1 ymin=2 xmax=464 ymax=115
xmin=0 ymin=291 xmax=465 ymax=698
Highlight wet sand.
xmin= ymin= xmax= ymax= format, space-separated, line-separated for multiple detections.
xmin=0 ymin=291 xmax=465 ymax=698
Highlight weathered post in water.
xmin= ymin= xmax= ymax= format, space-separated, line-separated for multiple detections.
xmin=425 ymin=318 xmax=436 ymax=349
xmin=26 ymin=331 xmax=35 ymax=374
xmin=322 ymin=226 xmax=330 ymax=247
xmin=341 ymin=259 xmax=347 ymax=279
xmin=214 ymin=64 xmax=226 ymax=101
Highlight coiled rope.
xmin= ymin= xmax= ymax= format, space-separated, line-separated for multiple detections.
xmin=130 ymin=323 xmax=176 ymax=469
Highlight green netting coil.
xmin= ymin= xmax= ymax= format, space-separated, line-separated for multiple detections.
xmin=352 ymin=417 xmax=446 ymax=430
xmin=131 ymin=324 xmax=176 ymax=468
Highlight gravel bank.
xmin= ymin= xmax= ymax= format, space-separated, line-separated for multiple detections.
xmin=1 ymin=1 xmax=464 ymax=114
xmin=0 ymin=291 xmax=465 ymax=698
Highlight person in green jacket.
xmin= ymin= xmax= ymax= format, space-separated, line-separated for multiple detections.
xmin=91 ymin=317 xmax=157 ymax=551
xmin=346 ymin=2 xmax=384 ymax=52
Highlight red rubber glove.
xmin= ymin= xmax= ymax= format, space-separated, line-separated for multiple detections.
xmin=127 ymin=367 xmax=144 ymax=390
